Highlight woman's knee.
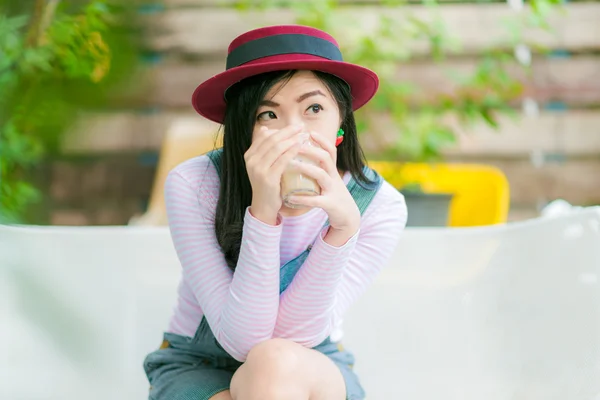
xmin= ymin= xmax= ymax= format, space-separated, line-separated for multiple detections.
xmin=230 ymin=339 xmax=308 ymax=400
xmin=209 ymin=390 xmax=233 ymax=400
xmin=247 ymin=338 xmax=302 ymax=371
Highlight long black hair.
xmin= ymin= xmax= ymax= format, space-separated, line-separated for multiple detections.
xmin=215 ymin=70 xmax=371 ymax=271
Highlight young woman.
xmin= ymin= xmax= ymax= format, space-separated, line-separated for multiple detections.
xmin=144 ymin=25 xmax=407 ymax=400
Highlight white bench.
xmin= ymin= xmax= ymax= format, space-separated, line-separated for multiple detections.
xmin=2 ymin=208 xmax=599 ymax=400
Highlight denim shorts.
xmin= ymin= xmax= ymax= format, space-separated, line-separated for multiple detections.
xmin=144 ymin=325 xmax=366 ymax=400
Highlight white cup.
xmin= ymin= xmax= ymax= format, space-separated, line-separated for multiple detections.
xmin=280 ymin=137 xmax=321 ymax=208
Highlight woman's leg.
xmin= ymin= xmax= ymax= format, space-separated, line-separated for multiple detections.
xmin=229 ymin=338 xmax=346 ymax=400
xmin=209 ymin=390 xmax=233 ymax=400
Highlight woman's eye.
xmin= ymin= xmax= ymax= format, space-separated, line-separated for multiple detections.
xmin=257 ymin=111 xmax=277 ymax=121
xmin=307 ymin=104 xmax=323 ymax=114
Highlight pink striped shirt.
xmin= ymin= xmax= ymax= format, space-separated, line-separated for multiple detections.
xmin=165 ymin=155 xmax=407 ymax=361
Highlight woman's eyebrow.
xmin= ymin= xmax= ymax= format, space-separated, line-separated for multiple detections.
xmin=259 ymin=90 xmax=326 ymax=107
xmin=296 ymin=90 xmax=326 ymax=103
xmin=259 ymin=99 xmax=279 ymax=107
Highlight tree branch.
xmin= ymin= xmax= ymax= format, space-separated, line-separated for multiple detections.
xmin=26 ymin=0 xmax=61 ymax=48
xmin=25 ymin=0 xmax=46 ymax=47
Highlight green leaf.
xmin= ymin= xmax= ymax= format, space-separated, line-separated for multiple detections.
xmin=481 ymin=108 xmax=499 ymax=129
xmin=21 ymin=47 xmax=53 ymax=72
xmin=0 ymin=14 xmax=29 ymax=35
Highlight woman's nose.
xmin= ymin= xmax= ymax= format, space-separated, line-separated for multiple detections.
xmin=285 ymin=116 xmax=305 ymax=128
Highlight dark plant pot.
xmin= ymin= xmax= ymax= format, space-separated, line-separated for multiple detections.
xmin=401 ymin=191 xmax=453 ymax=227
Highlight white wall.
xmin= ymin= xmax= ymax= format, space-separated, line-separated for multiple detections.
xmin=2 ymin=209 xmax=600 ymax=399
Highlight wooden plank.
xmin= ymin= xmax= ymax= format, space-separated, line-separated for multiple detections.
xmin=50 ymin=157 xmax=156 ymax=204
xmin=134 ymin=55 xmax=600 ymax=108
xmin=61 ymin=112 xmax=178 ymax=153
xmin=507 ymin=204 xmax=540 ymax=222
xmin=48 ymin=155 xmax=157 ymax=225
xmin=523 ymin=55 xmax=600 ymax=107
xmin=61 ymin=110 xmax=600 ymax=158
xmin=446 ymin=111 xmax=600 ymax=157
xmin=61 ymin=112 xmax=216 ymax=153
xmin=163 ymin=0 xmax=466 ymax=7
xmin=470 ymin=159 xmax=600 ymax=206
xmin=141 ymin=60 xmax=223 ymax=109
xmin=145 ymin=3 xmax=600 ymax=56
xmin=359 ymin=110 xmax=600 ymax=158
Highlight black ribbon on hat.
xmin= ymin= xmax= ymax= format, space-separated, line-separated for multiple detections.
xmin=226 ymin=34 xmax=343 ymax=70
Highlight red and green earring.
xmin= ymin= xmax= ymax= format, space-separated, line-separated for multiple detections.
xmin=335 ymin=128 xmax=344 ymax=146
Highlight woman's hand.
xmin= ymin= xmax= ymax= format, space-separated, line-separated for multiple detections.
xmin=245 ymin=124 xmax=307 ymax=225
xmin=286 ymin=131 xmax=361 ymax=244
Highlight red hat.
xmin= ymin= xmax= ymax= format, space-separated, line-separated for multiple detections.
xmin=191 ymin=25 xmax=379 ymax=124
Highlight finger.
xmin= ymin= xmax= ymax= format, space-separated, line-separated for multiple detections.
xmin=298 ymin=144 xmax=337 ymax=177
xmin=309 ymin=130 xmax=337 ymax=163
xmin=254 ymin=124 xmax=305 ymax=159
xmin=290 ymin=160 xmax=332 ymax=191
xmin=245 ymin=126 xmax=272 ymax=161
xmin=251 ymin=135 xmax=304 ymax=176
xmin=247 ymin=126 xmax=304 ymax=169
xmin=255 ymin=126 xmax=274 ymax=145
xmin=271 ymin=141 xmax=302 ymax=176
xmin=260 ymin=134 xmax=309 ymax=170
xmin=286 ymin=194 xmax=326 ymax=209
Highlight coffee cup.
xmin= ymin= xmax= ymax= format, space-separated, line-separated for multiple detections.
xmin=281 ymin=137 xmax=321 ymax=208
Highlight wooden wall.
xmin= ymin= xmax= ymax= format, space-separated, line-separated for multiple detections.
xmin=51 ymin=0 xmax=600 ymax=224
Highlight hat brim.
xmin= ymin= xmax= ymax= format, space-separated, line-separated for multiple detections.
xmin=191 ymin=59 xmax=379 ymax=124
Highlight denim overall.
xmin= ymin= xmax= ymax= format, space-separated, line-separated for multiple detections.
xmin=144 ymin=149 xmax=382 ymax=400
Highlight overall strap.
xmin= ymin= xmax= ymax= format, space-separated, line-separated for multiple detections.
xmin=320 ymin=166 xmax=383 ymax=229
xmin=346 ymin=166 xmax=383 ymax=217
xmin=206 ymin=148 xmax=224 ymax=177
xmin=281 ymin=167 xmax=382 ymax=293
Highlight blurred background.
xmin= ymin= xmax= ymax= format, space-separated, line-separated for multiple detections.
xmin=1 ymin=0 xmax=599 ymax=227
xmin=2 ymin=2 xmax=600 ymax=399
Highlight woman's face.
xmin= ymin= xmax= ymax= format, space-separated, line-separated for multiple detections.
xmin=252 ymin=70 xmax=341 ymax=146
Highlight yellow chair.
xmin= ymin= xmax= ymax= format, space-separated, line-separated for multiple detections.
xmin=129 ymin=117 xmax=221 ymax=226
xmin=368 ymin=161 xmax=510 ymax=227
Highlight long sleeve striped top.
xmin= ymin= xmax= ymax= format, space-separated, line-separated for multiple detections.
xmin=164 ymin=154 xmax=407 ymax=362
